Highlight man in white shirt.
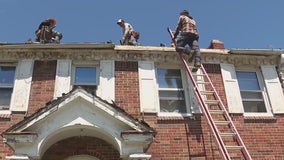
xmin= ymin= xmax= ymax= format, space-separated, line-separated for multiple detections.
xmin=117 ymin=19 xmax=138 ymax=45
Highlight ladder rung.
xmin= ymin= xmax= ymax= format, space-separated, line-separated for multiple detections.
xmin=225 ymin=145 xmax=244 ymax=150
xmin=192 ymin=73 xmax=206 ymax=77
xmin=196 ymin=81 xmax=210 ymax=84
xmin=205 ymin=100 xmax=220 ymax=104
xmin=220 ymin=132 xmax=236 ymax=137
xmin=209 ymin=110 xmax=224 ymax=114
xmin=215 ymin=121 xmax=230 ymax=125
xmin=200 ymin=91 xmax=214 ymax=95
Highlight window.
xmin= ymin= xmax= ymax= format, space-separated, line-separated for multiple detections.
xmin=236 ymin=71 xmax=270 ymax=113
xmin=0 ymin=66 xmax=16 ymax=109
xmin=73 ymin=66 xmax=97 ymax=95
xmin=157 ymin=68 xmax=187 ymax=113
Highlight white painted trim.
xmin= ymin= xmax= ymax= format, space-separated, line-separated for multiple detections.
xmin=220 ymin=63 xmax=244 ymax=113
xmin=97 ymin=60 xmax=115 ymax=103
xmin=261 ymin=65 xmax=284 ymax=114
xmin=54 ymin=60 xmax=72 ymax=98
xmin=138 ymin=61 xmax=158 ymax=113
xmin=6 ymin=155 xmax=30 ymax=160
xmin=129 ymin=154 xmax=151 ymax=160
xmin=13 ymin=90 xmax=145 ymax=132
xmin=10 ymin=59 xmax=34 ymax=112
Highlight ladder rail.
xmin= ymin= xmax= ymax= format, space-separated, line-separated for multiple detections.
xmin=199 ymin=58 xmax=252 ymax=160
xmin=167 ymin=27 xmax=252 ymax=160
xmin=181 ymin=56 xmax=231 ymax=160
xmin=167 ymin=28 xmax=230 ymax=159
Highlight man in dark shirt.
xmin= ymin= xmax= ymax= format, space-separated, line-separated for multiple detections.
xmin=35 ymin=18 xmax=63 ymax=43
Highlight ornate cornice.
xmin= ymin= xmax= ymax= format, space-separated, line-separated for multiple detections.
xmin=1 ymin=44 xmax=284 ymax=86
xmin=0 ymin=44 xmax=281 ymax=66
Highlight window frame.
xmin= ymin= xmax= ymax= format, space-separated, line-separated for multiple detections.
xmin=71 ymin=63 xmax=99 ymax=95
xmin=0 ymin=64 xmax=16 ymax=110
xmin=236 ymin=69 xmax=272 ymax=117
xmin=156 ymin=65 xmax=192 ymax=117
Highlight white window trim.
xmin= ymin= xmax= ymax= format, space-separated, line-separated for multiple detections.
xmin=0 ymin=63 xmax=17 ymax=111
xmin=156 ymin=65 xmax=193 ymax=117
xmin=71 ymin=64 xmax=99 ymax=89
xmin=236 ymin=69 xmax=273 ymax=117
xmin=55 ymin=60 xmax=115 ymax=103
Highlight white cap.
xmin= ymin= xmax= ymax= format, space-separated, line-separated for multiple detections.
xmin=117 ymin=19 xmax=124 ymax=24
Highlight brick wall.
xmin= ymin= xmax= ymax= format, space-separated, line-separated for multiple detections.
xmin=28 ymin=60 xmax=56 ymax=116
xmin=144 ymin=64 xmax=284 ymax=159
xmin=0 ymin=60 xmax=57 ymax=159
xmin=144 ymin=64 xmax=225 ymax=160
xmin=42 ymin=136 xmax=120 ymax=160
xmin=0 ymin=118 xmax=13 ymax=160
xmin=1 ymin=61 xmax=284 ymax=159
xmin=115 ymin=61 xmax=140 ymax=117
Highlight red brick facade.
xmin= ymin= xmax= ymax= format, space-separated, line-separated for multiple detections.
xmin=42 ymin=137 xmax=120 ymax=160
xmin=1 ymin=60 xmax=284 ymax=159
xmin=115 ymin=61 xmax=140 ymax=117
xmin=28 ymin=60 xmax=57 ymax=116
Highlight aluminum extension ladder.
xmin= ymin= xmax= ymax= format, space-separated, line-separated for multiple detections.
xmin=167 ymin=28 xmax=252 ymax=160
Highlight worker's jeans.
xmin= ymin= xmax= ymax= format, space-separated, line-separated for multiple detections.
xmin=124 ymin=35 xmax=138 ymax=46
xmin=176 ymin=32 xmax=201 ymax=63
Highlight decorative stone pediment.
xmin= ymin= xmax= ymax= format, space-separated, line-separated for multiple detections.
xmin=2 ymin=88 xmax=155 ymax=160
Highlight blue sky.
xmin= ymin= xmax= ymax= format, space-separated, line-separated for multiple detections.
xmin=0 ymin=0 xmax=284 ymax=49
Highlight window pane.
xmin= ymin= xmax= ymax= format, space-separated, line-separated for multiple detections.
xmin=160 ymin=99 xmax=186 ymax=113
xmin=243 ymin=101 xmax=266 ymax=112
xmin=236 ymin=72 xmax=260 ymax=90
xmin=0 ymin=88 xmax=13 ymax=107
xmin=75 ymin=67 xmax=96 ymax=84
xmin=157 ymin=68 xmax=187 ymax=113
xmin=157 ymin=69 xmax=182 ymax=88
xmin=0 ymin=66 xmax=16 ymax=86
xmin=236 ymin=71 xmax=268 ymax=113
xmin=159 ymin=90 xmax=184 ymax=100
xmin=240 ymin=91 xmax=263 ymax=99
xmin=159 ymin=90 xmax=186 ymax=111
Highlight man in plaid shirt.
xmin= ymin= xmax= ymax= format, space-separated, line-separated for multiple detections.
xmin=174 ymin=10 xmax=201 ymax=68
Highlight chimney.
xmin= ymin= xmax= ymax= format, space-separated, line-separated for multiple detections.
xmin=208 ymin=39 xmax=225 ymax=49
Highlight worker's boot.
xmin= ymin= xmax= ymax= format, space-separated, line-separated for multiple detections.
xmin=194 ymin=61 xmax=201 ymax=68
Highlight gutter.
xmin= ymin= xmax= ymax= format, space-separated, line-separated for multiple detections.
xmin=229 ymin=49 xmax=284 ymax=56
xmin=0 ymin=43 xmax=115 ymax=49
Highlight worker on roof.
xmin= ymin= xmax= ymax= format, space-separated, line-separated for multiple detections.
xmin=35 ymin=18 xmax=63 ymax=44
xmin=117 ymin=19 xmax=139 ymax=46
xmin=173 ymin=10 xmax=201 ymax=69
